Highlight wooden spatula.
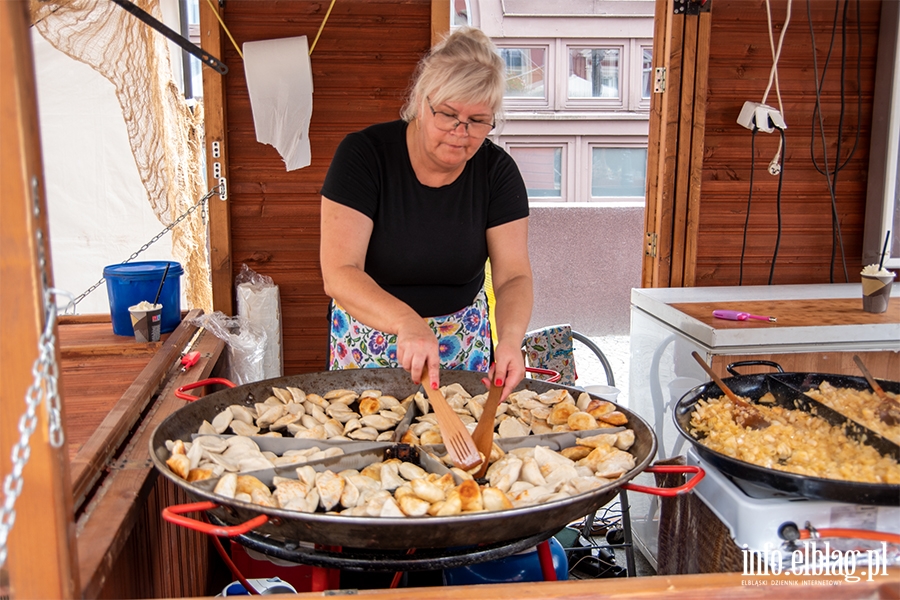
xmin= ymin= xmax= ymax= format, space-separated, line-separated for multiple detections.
xmin=691 ymin=351 xmax=770 ymax=429
xmin=420 ymin=368 xmax=483 ymax=471
xmin=853 ymin=355 xmax=900 ymax=426
xmin=471 ymin=382 xmax=503 ymax=479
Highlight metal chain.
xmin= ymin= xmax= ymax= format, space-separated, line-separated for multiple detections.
xmin=0 ymin=178 xmax=66 ymax=568
xmin=70 ymin=185 xmax=220 ymax=307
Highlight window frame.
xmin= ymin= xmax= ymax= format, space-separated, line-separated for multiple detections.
xmin=563 ymin=41 xmax=627 ymax=110
xmin=504 ymin=137 xmax=574 ymax=202
xmin=585 ymin=139 xmax=649 ymax=204
xmin=498 ymin=41 xmax=554 ymax=110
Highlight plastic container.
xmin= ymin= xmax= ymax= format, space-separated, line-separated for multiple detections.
xmin=103 ymin=261 xmax=183 ymax=336
xmin=442 ymin=536 xmax=568 ymax=585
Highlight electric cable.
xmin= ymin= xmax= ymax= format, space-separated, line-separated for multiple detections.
xmin=762 ymin=0 xmax=792 ymax=174
xmin=807 ymin=0 xmax=852 ymax=283
xmin=769 ymin=127 xmax=786 ymax=284
xmin=739 ymin=127 xmax=759 ymax=286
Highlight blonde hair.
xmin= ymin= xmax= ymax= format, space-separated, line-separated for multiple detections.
xmin=400 ymin=27 xmax=505 ymax=124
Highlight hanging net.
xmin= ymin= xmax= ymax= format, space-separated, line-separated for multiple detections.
xmin=30 ymin=0 xmax=213 ymax=313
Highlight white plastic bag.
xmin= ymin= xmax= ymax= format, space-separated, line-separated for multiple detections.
xmin=235 ymin=264 xmax=283 ymax=379
xmin=191 ymin=311 xmax=267 ymax=385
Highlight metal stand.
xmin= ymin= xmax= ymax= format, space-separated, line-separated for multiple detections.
xmin=578 ymin=489 xmax=636 ymax=577
xmin=209 ymin=513 xmax=556 ymax=573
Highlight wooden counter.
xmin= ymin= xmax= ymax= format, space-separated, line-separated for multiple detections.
xmin=56 ymin=312 xmax=228 ymax=598
xmin=631 ymin=283 xmax=900 ymax=379
xmin=180 ymin=568 xmax=900 ymax=599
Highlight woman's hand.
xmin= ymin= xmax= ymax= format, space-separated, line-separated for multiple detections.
xmin=489 ymin=341 xmax=526 ymax=400
xmin=396 ymin=316 xmax=441 ymax=389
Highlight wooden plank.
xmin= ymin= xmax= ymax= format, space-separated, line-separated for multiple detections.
xmin=657 ymin=11 xmax=685 ymax=288
xmin=641 ymin=0 xmax=671 ymax=288
xmin=76 ymin=331 xmax=224 ymax=598
xmin=431 ymin=0 xmax=449 ymax=45
xmin=281 ymin=569 xmax=900 ymax=599
xmin=0 ymin=1 xmax=79 ymax=596
xmin=201 ymin=0 xmax=233 ymax=316
xmin=69 ymin=309 xmax=203 ymax=510
xmin=670 ymin=12 xmax=699 ymax=286
xmin=670 ymin=297 xmax=900 ymax=328
xmin=682 ymin=10 xmax=712 ymax=287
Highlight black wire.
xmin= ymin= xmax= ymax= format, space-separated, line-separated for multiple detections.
xmin=739 ymin=128 xmax=758 ymax=286
xmin=836 ymin=0 xmax=862 ymax=173
xmin=807 ymin=0 xmax=851 ymax=283
xmin=769 ymin=127 xmax=786 ymax=285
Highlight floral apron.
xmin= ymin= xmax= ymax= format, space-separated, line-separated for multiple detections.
xmin=328 ymin=289 xmax=492 ymax=373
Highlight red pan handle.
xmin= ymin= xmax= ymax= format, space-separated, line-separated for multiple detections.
xmin=525 ymin=367 xmax=562 ymax=383
xmin=621 ymin=465 xmax=705 ymax=497
xmin=162 ymin=500 xmax=268 ymax=536
xmin=175 ymin=377 xmax=236 ymax=401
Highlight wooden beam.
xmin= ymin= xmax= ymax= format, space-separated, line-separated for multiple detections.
xmin=201 ymin=0 xmax=233 ymax=316
xmin=642 ymin=0 xmax=674 ymax=288
xmin=670 ymin=12 xmax=699 ymax=286
xmin=642 ymin=0 xmax=712 ymax=289
xmin=682 ymin=11 xmax=712 ymax=287
xmin=432 ymin=0 xmax=450 ymax=45
xmin=0 ymin=1 xmax=78 ymax=596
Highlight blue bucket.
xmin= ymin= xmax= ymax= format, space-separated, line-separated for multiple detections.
xmin=443 ymin=537 xmax=568 ymax=585
xmin=103 ymin=261 xmax=183 ymax=336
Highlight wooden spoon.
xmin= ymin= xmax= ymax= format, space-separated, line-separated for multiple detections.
xmin=691 ymin=351 xmax=770 ymax=429
xmin=852 ymin=355 xmax=900 ymax=426
xmin=420 ymin=368 xmax=483 ymax=471
xmin=471 ymin=382 xmax=503 ymax=479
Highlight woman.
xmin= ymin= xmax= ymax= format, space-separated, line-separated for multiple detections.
xmin=319 ymin=27 xmax=532 ymax=399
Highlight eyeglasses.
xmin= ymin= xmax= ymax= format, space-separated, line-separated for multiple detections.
xmin=426 ymin=98 xmax=495 ymax=136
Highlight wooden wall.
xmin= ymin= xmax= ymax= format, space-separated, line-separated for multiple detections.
xmin=219 ymin=1 xmax=431 ymax=374
xmin=695 ymin=0 xmax=881 ymax=286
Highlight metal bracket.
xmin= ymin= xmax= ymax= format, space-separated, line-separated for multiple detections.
xmin=674 ymin=0 xmax=711 ymax=15
xmin=645 ymin=232 xmax=658 ymax=257
xmin=654 ymin=67 xmax=666 ymax=93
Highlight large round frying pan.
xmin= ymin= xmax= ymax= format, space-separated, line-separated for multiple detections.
xmin=673 ymin=362 xmax=900 ymax=506
xmin=151 ymin=368 xmax=668 ymax=550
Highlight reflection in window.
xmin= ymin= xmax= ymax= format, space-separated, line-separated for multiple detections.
xmin=642 ymin=48 xmax=653 ymax=99
xmin=569 ymin=48 xmax=619 ymax=98
xmin=510 ymin=147 xmax=562 ymax=198
xmin=591 ymin=148 xmax=647 ymax=197
xmin=501 ymin=48 xmax=546 ymax=98
xmin=452 ymin=0 xmax=470 ymax=27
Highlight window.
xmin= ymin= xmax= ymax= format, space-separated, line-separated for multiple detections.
xmin=590 ymin=147 xmax=648 ymax=199
xmin=568 ymin=48 xmax=620 ymax=99
xmin=509 ymin=145 xmax=563 ymax=199
xmin=641 ymin=47 xmax=653 ymax=99
xmin=495 ymin=36 xmax=651 ymax=204
xmin=452 ymin=0 xmax=470 ymax=27
xmin=502 ymin=47 xmax=548 ymax=101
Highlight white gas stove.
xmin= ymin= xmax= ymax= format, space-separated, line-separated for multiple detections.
xmin=686 ymin=448 xmax=900 ymax=575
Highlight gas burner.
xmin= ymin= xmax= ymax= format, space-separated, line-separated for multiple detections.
xmin=723 ymin=472 xmax=811 ymax=501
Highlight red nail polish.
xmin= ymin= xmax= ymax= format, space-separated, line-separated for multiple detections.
xmin=432 ymin=381 xmax=438 ymax=389
xmin=495 ymin=378 xmax=503 ymax=386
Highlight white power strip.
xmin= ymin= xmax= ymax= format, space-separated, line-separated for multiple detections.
xmin=737 ymin=100 xmax=786 ymax=133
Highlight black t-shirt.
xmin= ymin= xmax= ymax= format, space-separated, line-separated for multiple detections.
xmin=321 ymin=120 xmax=529 ymax=317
